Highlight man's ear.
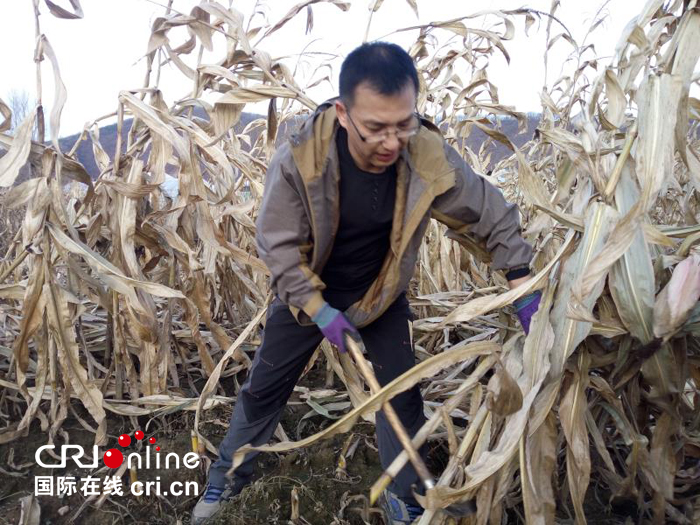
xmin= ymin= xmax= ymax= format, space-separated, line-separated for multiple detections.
xmin=335 ymin=100 xmax=349 ymax=129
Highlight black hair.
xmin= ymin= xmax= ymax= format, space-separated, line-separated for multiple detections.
xmin=339 ymin=42 xmax=419 ymax=106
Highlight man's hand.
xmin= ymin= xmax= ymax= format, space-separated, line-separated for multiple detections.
xmin=513 ymin=290 xmax=542 ymax=335
xmin=312 ymin=302 xmax=359 ymax=353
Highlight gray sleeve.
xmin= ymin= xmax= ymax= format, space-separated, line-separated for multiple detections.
xmin=255 ymin=145 xmax=325 ymax=318
xmin=431 ymin=144 xmax=532 ymax=272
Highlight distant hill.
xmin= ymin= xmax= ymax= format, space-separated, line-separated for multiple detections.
xmin=56 ymin=108 xmax=265 ymax=179
xmin=453 ymin=114 xmax=540 ymax=171
xmin=5 ymin=110 xmax=540 ymax=182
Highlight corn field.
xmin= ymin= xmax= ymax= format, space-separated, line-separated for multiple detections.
xmin=1 ymin=0 xmax=700 ymax=523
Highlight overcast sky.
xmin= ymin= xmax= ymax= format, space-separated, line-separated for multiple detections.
xmin=0 ymin=0 xmax=634 ymax=137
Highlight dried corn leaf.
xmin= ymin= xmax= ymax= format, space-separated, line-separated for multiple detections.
xmin=261 ymin=0 xmax=350 ymax=40
xmin=38 ymin=36 xmax=68 ymax=149
xmin=653 ymin=253 xmax=700 ymax=340
xmin=44 ymin=0 xmax=83 ymax=19
xmin=0 ymin=97 xmax=11 ymax=132
xmin=560 ymin=351 xmax=591 ymax=525
xmin=0 ymin=109 xmax=36 ymax=188
xmin=45 ymin=278 xmax=107 ymax=445
xmin=520 ymin=411 xmax=557 ymax=525
xmin=608 ymin=165 xmax=655 ymax=343
xmin=486 ymin=361 xmax=522 ymax=416
xmin=551 ymin=202 xmax=615 ymax=377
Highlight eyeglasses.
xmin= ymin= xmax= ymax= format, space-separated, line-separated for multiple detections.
xmin=346 ymin=112 xmax=421 ymax=144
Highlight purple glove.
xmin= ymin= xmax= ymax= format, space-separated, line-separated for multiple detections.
xmin=514 ymin=290 xmax=542 ymax=335
xmin=312 ymin=302 xmax=359 ymax=353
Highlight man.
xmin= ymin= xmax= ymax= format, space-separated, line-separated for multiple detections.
xmin=192 ymin=42 xmax=540 ymax=524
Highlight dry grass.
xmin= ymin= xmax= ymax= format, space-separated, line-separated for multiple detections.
xmin=1 ymin=1 xmax=700 ymax=524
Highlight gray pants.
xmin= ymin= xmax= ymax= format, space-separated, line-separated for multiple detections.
xmin=209 ymin=294 xmax=427 ymax=503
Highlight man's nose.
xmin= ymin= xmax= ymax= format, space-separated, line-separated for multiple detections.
xmin=382 ymin=132 xmax=400 ymax=150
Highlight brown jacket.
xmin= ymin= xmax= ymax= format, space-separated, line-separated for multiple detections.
xmin=255 ymin=101 xmax=532 ymax=327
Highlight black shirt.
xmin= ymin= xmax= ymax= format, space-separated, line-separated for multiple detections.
xmin=320 ymin=127 xmax=397 ymax=310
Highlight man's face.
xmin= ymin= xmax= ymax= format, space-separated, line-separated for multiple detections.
xmin=336 ymin=81 xmax=417 ymax=174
